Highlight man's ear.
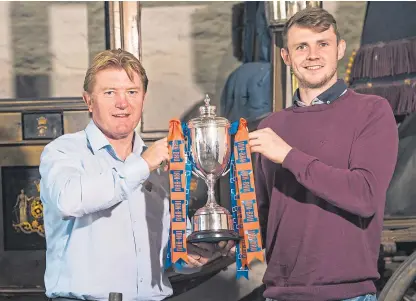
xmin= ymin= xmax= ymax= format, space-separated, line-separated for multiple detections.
xmin=82 ymin=92 xmax=93 ymax=113
xmin=337 ymin=39 xmax=347 ymax=61
xmin=281 ymin=48 xmax=291 ymax=66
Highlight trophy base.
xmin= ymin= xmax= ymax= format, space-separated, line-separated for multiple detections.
xmin=187 ymin=230 xmax=240 ymax=244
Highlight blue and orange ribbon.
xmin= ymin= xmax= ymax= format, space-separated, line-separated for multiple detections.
xmin=233 ymin=118 xmax=264 ymax=267
xmin=166 ymin=118 xmax=264 ymax=277
xmin=167 ymin=119 xmax=188 ymax=266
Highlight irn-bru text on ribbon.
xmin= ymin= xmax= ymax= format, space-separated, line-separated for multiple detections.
xmin=172 ymin=200 xmax=185 ymax=222
xmin=170 ymin=170 xmax=184 ymax=192
xmin=246 ymin=229 xmax=262 ymax=252
xmin=169 ymin=140 xmax=184 ymax=163
xmin=242 ymin=200 xmax=258 ymax=223
xmin=173 ymin=230 xmax=186 ymax=252
xmin=238 ymin=170 xmax=254 ymax=193
xmin=235 ymin=141 xmax=250 ymax=164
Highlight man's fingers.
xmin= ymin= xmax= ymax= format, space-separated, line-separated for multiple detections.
xmin=159 ymin=137 xmax=168 ymax=148
xmin=227 ymin=246 xmax=236 ymax=257
xmin=248 ymin=138 xmax=262 ymax=147
xmin=188 ymin=253 xmax=209 ymax=266
xmin=188 ymin=243 xmax=213 ymax=259
xmin=248 ymin=131 xmax=261 ymax=140
xmin=225 ymin=240 xmax=235 ymax=251
xmin=217 ymin=240 xmax=235 ymax=255
xmin=199 ymin=256 xmax=209 ymax=265
xmin=193 ymin=242 xmax=216 ymax=252
xmin=163 ymin=153 xmax=170 ymax=161
xmin=187 ymin=255 xmax=203 ymax=267
xmin=250 ymin=146 xmax=262 ymax=154
xmin=217 ymin=241 xmax=227 ymax=249
xmin=222 ymin=240 xmax=235 ymax=255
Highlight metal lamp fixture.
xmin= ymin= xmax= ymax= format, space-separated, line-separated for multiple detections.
xmin=264 ymin=1 xmax=322 ymax=29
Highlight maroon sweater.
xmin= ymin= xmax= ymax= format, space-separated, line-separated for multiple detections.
xmin=255 ymin=89 xmax=398 ymax=301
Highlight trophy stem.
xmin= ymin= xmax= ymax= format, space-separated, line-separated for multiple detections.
xmin=205 ymin=174 xmax=218 ymax=208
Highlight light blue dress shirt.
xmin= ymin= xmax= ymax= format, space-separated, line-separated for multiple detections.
xmin=40 ymin=120 xmax=197 ymax=301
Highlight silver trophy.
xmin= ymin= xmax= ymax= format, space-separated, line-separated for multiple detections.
xmin=187 ymin=94 xmax=240 ymax=243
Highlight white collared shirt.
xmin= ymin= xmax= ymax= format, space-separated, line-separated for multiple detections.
xmin=40 ymin=120 xmax=195 ymax=301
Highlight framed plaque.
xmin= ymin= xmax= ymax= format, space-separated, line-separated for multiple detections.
xmin=2 ymin=166 xmax=45 ymax=251
xmin=22 ymin=112 xmax=63 ymax=140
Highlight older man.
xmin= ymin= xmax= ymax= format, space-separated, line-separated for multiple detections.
xmin=40 ymin=49 xmax=233 ymax=301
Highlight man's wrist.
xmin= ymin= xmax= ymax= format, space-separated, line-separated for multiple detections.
xmin=281 ymin=146 xmax=293 ymax=164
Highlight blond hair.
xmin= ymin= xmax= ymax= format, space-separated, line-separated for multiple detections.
xmin=83 ymin=49 xmax=148 ymax=93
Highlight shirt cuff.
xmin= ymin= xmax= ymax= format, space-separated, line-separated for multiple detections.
xmin=122 ymin=153 xmax=150 ymax=191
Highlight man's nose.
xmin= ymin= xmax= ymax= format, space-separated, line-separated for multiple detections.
xmin=115 ymin=93 xmax=128 ymax=109
xmin=307 ymin=46 xmax=319 ymax=60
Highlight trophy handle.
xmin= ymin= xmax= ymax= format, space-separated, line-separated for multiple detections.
xmin=192 ymin=168 xmax=207 ymax=181
xmin=221 ymin=167 xmax=231 ymax=177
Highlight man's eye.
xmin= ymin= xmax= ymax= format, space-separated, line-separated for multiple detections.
xmin=296 ymin=45 xmax=306 ymax=50
xmin=320 ymin=42 xmax=329 ymax=47
xmin=127 ymin=90 xmax=138 ymax=95
xmin=104 ymin=91 xmax=115 ymax=96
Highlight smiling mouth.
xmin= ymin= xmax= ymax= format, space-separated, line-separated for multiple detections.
xmin=113 ymin=113 xmax=130 ymax=118
xmin=305 ymin=65 xmax=323 ymax=70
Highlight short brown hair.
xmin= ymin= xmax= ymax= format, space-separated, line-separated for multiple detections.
xmin=83 ymin=49 xmax=148 ymax=93
xmin=282 ymin=7 xmax=340 ymax=48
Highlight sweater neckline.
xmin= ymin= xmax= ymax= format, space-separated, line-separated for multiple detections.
xmin=289 ymin=89 xmax=352 ymax=113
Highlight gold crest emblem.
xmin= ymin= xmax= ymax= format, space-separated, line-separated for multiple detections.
xmin=12 ymin=180 xmax=44 ymax=237
xmin=37 ymin=116 xmax=48 ymax=137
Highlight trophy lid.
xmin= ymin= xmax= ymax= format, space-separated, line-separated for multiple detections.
xmin=188 ymin=94 xmax=230 ymax=128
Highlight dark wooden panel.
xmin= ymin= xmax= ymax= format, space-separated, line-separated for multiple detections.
xmin=0 ymin=98 xmax=90 ymax=293
xmin=0 ymin=165 xmax=45 ymax=288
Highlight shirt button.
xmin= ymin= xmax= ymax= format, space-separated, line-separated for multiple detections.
xmin=140 ymin=278 xmax=143 ymax=282
xmin=138 ymin=248 xmax=141 ymax=252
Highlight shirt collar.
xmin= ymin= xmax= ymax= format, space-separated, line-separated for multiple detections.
xmin=85 ymin=120 xmax=145 ymax=156
xmin=293 ymin=79 xmax=348 ymax=107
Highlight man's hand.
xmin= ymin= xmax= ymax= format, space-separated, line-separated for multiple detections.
xmin=248 ymin=127 xmax=292 ymax=164
xmin=187 ymin=242 xmax=216 ymax=267
xmin=186 ymin=241 xmax=237 ymax=268
xmin=141 ymin=137 xmax=169 ymax=172
xmin=216 ymin=240 xmax=236 ymax=257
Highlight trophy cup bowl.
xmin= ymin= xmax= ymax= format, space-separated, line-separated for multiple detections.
xmin=187 ymin=95 xmax=240 ymax=243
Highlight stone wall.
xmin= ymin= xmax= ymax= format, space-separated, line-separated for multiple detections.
xmin=0 ymin=1 xmax=367 ymax=102
xmin=0 ymin=1 xmax=105 ymax=99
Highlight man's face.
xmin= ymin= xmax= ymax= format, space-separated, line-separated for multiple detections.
xmin=83 ymin=68 xmax=145 ymax=140
xmin=281 ymin=25 xmax=346 ymax=89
